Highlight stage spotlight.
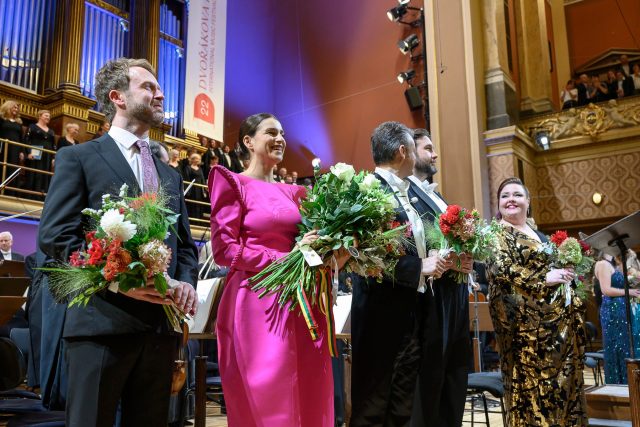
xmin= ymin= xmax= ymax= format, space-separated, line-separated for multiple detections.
xmin=397 ymin=69 xmax=416 ymax=84
xmin=387 ymin=4 xmax=408 ymax=22
xmin=398 ymin=34 xmax=419 ymax=54
xmin=535 ymin=131 xmax=550 ymax=150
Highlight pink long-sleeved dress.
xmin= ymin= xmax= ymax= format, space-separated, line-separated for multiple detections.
xmin=208 ymin=166 xmax=334 ymax=427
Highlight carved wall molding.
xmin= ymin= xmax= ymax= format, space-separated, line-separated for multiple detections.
xmin=522 ymin=97 xmax=640 ymax=141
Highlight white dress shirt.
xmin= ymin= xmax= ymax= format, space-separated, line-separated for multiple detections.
xmin=1 ymin=251 xmax=12 ymax=260
xmin=407 ymin=176 xmax=448 ymax=213
xmin=376 ymin=167 xmax=427 ymax=292
xmin=108 ymin=126 xmax=156 ymax=192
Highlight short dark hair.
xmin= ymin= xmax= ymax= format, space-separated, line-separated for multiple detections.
xmin=237 ymin=113 xmax=278 ymax=159
xmin=413 ymin=128 xmax=431 ymax=141
xmin=370 ymin=121 xmax=413 ymax=165
xmin=94 ymin=58 xmax=157 ymax=123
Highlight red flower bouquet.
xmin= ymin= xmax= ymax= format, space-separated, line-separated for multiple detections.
xmin=425 ymin=204 xmax=500 ymax=283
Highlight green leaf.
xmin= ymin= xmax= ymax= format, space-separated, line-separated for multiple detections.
xmin=154 ymin=274 xmax=168 ymax=295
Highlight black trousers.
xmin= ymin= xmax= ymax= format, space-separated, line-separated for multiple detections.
xmin=351 ymin=280 xmax=422 ymax=427
xmin=64 ymin=333 xmax=177 ymax=427
xmin=411 ymin=282 xmax=470 ymax=427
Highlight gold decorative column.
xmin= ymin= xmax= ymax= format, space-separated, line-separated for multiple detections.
xmin=515 ymin=0 xmax=553 ymax=114
xmin=45 ymin=0 xmax=85 ymax=92
xmin=130 ymin=0 xmax=161 ymax=69
xmin=41 ymin=0 xmax=95 ymax=139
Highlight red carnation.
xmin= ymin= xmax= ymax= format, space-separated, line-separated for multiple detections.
xmin=550 ymin=230 xmax=569 ymax=246
xmin=447 ymin=205 xmax=461 ymax=217
xmin=87 ymin=239 xmax=106 ymax=265
xmin=579 ymin=240 xmax=590 ymax=253
xmin=69 ymin=251 xmax=85 ymax=267
xmin=85 ymin=230 xmax=97 ymax=243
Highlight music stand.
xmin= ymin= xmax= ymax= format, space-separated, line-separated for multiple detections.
xmin=0 ymin=260 xmax=26 ymax=277
xmin=584 ymin=210 xmax=640 ymax=358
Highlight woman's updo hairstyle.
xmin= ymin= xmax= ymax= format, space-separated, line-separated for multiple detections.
xmin=496 ymin=177 xmax=531 ymax=219
xmin=237 ymin=113 xmax=278 ymax=160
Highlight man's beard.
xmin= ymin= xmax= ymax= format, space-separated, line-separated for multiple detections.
xmin=415 ymin=159 xmax=437 ymax=178
xmin=129 ymin=102 xmax=164 ymax=127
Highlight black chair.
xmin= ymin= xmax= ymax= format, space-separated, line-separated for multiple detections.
xmin=584 ymin=321 xmax=605 ymax=386
xmin=465 ymin=371 xmax=506 ymax=426
xmin=0 ymin=337 xmax=64 ymax=426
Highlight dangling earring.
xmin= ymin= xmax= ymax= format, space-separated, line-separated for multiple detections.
xmin=527 ymin=206 xmax=531 ymax=217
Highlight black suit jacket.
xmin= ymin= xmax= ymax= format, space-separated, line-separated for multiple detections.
xmin=0 ymin=252 xmax=24 ymax=261
xmin=38 ymin=134 xmax=198 ymax=338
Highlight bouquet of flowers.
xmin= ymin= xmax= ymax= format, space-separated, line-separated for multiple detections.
xmin=423 ymin=204 xmax=500 ymax=283
xmin=548 ymin=230 xmax=595 ymax=303
xmin=249 ymin=162 xmax=408 ymax=354
xmin=41 ymin=184 xmax=187 ymax=331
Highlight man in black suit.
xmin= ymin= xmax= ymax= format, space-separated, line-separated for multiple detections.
xmin=350 ymin=122 xmax=450 ymax=426
xmin=0 ymin=231 xmax=24 ymax=261
xmin=39 ymin=58 xmax=199 ymax=427
xmin=408 ymin=129 xmax=473 ymax=427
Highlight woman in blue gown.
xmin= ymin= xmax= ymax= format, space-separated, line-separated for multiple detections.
xmin=596 ymin=255 xmax=640 ymax=384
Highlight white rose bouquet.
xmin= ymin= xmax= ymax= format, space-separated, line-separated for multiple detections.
xmin=249 ymin=162 xmax=408 ymax=354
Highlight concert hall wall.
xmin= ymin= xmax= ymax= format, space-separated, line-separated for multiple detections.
xmin=223 ymin=0 xmax=426 ymax=176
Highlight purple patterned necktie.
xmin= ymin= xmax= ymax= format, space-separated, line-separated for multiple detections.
xmin=135 ymin=140 xmax=159 ymax=192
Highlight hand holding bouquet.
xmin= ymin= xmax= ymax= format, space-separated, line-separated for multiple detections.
xmin=547 ymin=230 xmax=595 ymax=303
xmin=42 ymin=184 xmax=188 ymax=331
xmin=424 ymin=204 xmax=500 ymax=283
xmin=249 ymin=162 xmax=409 ymax=352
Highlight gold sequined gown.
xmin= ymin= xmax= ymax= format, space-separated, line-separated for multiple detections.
xmin=486 ymin=225 xmax=587 ymax=426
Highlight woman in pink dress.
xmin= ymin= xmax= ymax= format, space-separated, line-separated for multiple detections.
xmin=208 ymin=113 xmax=334 ymax=426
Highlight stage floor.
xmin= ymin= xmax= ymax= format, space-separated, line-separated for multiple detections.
xmin=0 ymin=370 xmax=599 ymax=427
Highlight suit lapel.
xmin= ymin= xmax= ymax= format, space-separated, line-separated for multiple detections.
xmin=407 ymin=176 xmax=442 ymax=214
xmin=92 ymin=134 xmax=141 ymax=193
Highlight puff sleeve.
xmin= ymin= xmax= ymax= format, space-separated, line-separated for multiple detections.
xmin=208 ymin=166 xmax=290 ymax=273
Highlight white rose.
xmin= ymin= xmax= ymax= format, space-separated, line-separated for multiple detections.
xmin=100 ymin=209 xmax=137 ymax=242
xmin=330 ymin=162 xmax=356 ymax=182
xmin=384 ymin=194 xmax=399 ymax=210
xmin=358 ymin=174 xmax=380 ymax=192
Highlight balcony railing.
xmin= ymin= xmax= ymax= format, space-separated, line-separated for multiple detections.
xmin=0 ymin=138 xmax=210 ymax=228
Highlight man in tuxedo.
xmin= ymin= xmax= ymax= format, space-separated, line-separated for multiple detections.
xmin=39 ymin=58 xmax=199 ymax=427
xmin=350 ymin=122 xmax=450 ymax=426
xmin=408 ymin=129 xmax=473 ymax=427
xmin=0 ymin=231 xmax=24 ymax=261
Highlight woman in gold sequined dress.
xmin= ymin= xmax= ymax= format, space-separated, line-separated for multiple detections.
xmin=486 ymin=177 xmax=588 ymax=426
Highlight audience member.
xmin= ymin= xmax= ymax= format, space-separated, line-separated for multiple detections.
xmin=560 ymin=80 xmax=578 ymax=109
xmin=576 ymin=74 xmax=592 ymax=106
xmin=183 ymin=152 xmax=207 ymax=220
xmin=57 ymin=123 xmax=80 ymax=150
xmin=168 ymin=148 xmax=182 ymax=174
xmin=149 ymin=140 xmax=170 ymax=164
xmin=606 ymin=70 xmax=618 ymax=100
xmin=0 ymin=231 xmax=24 ymax=261
xmin=277 ymin=166 xmax=287 ymax=182
xmin=25 ymin=110 xmax=55 ymax=198
xmin=94 ymin=120 xmax=111 ymax=138
xmin=291 ymin=171 xmax=298 ymax=184
xmin=620 ymin=54 xmax=632 ymax=78
xmin=201 ymin=137 xmax=216 ymax=177
xmin=223 ymin=144 xmax=243 ymax=173
xmin=0 ymin=100 xmax=24 ymax=187
xmin=591 ymin=75 xmax=609 ymax=103
xmin=631 ymin=64 xmax=640 ymax=95
xmin=615 ymin=69 xmax=634 ymax=98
